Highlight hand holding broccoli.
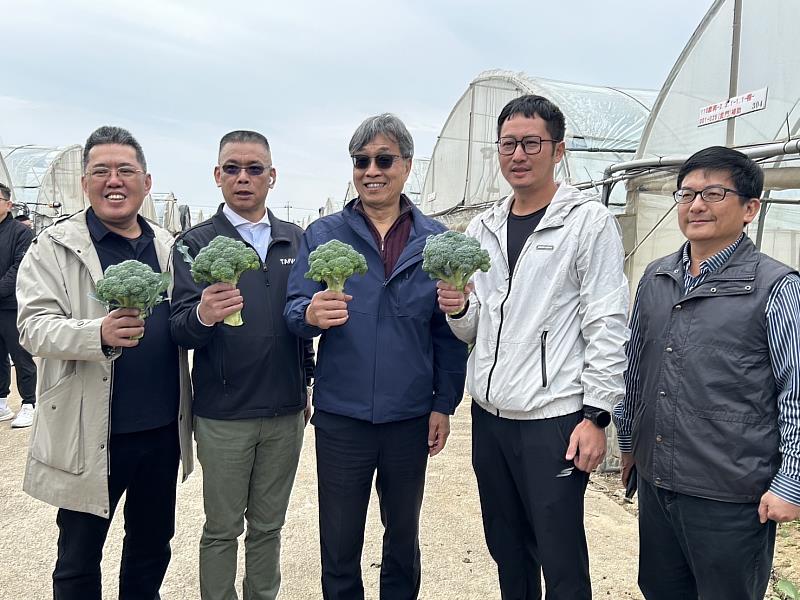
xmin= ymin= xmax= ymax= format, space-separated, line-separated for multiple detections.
xmin=304 ymin=239 xmax=367 ymax=330
xmin=178 ymin=235 xmax=260 ymax=327
xmin=422 ymin=231 xmax=490 ymax=315
xmin=101 ymin=308 xmax=146 ymax=348
xmin=95 ymin=259 xmax=171 ymax=341
xmin=198 ymin=283 xmax=244 ymax=327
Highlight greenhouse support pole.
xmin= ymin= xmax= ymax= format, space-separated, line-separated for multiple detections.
xmin=463 ymin=83 xmax=476 ymax=205
xmin=726 ymin=0 xmax=743 ymax=146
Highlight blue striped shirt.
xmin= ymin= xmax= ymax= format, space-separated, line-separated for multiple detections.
xmin=614 ymin=234 xmax=800 ymax=506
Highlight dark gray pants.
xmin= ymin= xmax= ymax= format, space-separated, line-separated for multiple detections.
xmin=471 ymin=402 xmax=591 ymax=600
xmin=313 ymin=410 xmax=429 ymax=600
xmin=637 ymin=475 xmax=776 ymax=600
xmin=0 ymin=309 xmax=36 ymax=404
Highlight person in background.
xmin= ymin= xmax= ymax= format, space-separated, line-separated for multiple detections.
xmin=0 ymin=182 xmax=37 ymax=427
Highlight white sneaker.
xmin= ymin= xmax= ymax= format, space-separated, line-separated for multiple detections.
xmin=11 ymin=404 xmax=35 ymax=428
xmin=0 ymin=406 xmax=14 ymax=421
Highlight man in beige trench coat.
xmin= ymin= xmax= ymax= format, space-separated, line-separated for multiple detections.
xmin=16 ymin=126 xmax=193 ymax=600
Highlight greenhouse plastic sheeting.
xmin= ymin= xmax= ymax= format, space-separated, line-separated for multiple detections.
xmin=621 ymin=0 xmax=800 ymax=288
xmin=421 ymin=70 xmax=656 ymax=216
xmin=0 ymin=145 xmax=85 ymax=220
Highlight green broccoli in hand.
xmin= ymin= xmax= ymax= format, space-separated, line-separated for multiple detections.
xmin=305 ymin=239 xmax=368 ymax=293
xmin=95 ymin=260 xmax=171 ymax=340
xmin=180 ymin=235 xmax=261 ymax=327
xmin=422 ymin=230 xmax=491 ymax=292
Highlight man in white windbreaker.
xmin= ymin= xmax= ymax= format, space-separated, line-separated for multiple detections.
xmin=437 ymin=94 xmax=629 ymax=599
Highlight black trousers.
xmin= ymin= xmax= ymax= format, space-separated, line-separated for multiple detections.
xmin=637 ymin=475 xmax=776 ymax=600
xmin=313 ymin=410 xmax=429 ymax=600
xmin=471 ymin=402 xmax=591 ymax=600
xmin=0 ymin=309 xmax=36 ymax=404
xmin=53 ymin=423 xmax=180 ymax=600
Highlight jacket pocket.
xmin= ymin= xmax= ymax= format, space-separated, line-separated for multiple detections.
xmin=541 ymin=330 xmax=549 ymax=387
xmin=30 ymin=372 xmax=85 ymax=475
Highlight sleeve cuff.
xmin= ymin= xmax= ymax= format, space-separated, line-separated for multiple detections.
xmin=447 ymin=300 xmax=469 ymax=320
xmin=195 ymin=304 xmax=215 ymax=327
xmin=432 ymin=397 xmax=455 ymax=415
xmin=770 ymin=472 xmax=800 ymax=507
xmin=616 ymin=434 xmax=632 ymax=454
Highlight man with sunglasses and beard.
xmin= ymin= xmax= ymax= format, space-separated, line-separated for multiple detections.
xmin=171 ymin=130 xmax=314 ymax=600
xmin=284 ymin=113 xmax=467 ymax=600
xmin=436 ymin=95 xmax=629 ymax=599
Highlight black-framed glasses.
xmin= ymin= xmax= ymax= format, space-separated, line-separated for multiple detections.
xmin=673 ymin=186 xmax=744 ymax=204
xmin=220 ymin=163 xmax=271 ymax=177
xmin=495 ymin=136 xmax=558 ymax=156
xmin=87 ymin=166 xmax=145 ymax=180
xmin=351 ymin=154 xmax=403 ymax=170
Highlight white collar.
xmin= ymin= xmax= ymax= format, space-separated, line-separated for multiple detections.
xmin=223 ymin=203 xmax=271 ymax=228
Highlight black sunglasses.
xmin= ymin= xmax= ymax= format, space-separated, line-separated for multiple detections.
xmin=220 ymin=163 xmax=270 ymax=177
xmin=351 ymin=154 xmax=403 ymax=170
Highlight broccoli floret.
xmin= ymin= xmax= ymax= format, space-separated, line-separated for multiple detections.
xmin=305 ymin=239 xmax=368 ymax=293
xmin=95 ymin=260 xmax=171 ymax=340
xmin=184 ymin=235 xmax=261 ymax=327
xmin=422 ymin=230 xmax=491 ymax=293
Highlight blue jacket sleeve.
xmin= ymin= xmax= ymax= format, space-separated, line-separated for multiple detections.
xmin=284 ymin=229 xmax=325 ymax=340
xmin=430 ymin=303 xmax=468 ymax=415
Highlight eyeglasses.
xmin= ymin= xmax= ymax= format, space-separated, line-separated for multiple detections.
xmin=87 ymin=166 xmax=145 ymax=180
xmin=351 ymin=154 xmax=403 ymax=170
xmin=673 ymin=186 xmax=745 ymax=204
xmin=495 ymin=136 xmax=559 ymax=156
xmin=220 ymin=163 xmax=271 ymax=177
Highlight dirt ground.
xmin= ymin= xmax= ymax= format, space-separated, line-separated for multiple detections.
xmin=0 ymin=378 xmax=797 ymax=599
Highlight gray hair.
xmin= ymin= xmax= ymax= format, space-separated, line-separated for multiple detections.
xmin=348 ymin=113 xmax=414 ymax=158
xmin=0 ymin=182 xmax=10 ymax=201
xmin=219 ymin=130 xmax=271 ymax=157
xmin=83 ymin=126 xmax=147 ymax=172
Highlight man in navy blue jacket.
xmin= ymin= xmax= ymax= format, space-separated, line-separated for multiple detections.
xmin=285 ymin=113 xmax=467 ymax=600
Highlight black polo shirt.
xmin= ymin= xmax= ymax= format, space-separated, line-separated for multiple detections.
xmin=87 ymin=209 xmax=179 ymax=434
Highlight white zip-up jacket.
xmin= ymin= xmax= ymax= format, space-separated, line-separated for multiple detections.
xmin=447 ymin=184 xmax=629 ymax=419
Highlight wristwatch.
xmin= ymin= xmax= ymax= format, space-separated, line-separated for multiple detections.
xmin=583 ymin=406 xmax=611 ymax=428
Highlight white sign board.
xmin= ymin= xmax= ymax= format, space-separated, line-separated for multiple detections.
xmin=698 ymin=87 xmax=768 ymax=127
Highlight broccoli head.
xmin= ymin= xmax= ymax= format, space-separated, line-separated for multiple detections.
xmin=305 ymin=239 xmax=368 ymax=293
xmin=422 ymin=230 xmax=491 ymax=292
xmin=185 ymin=235 xmax=261 ymax=327
xmin=95 ymin=260 xmax=171 ymax=340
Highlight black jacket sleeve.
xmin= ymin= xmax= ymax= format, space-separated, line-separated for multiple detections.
xmin=0 ymin=225 xmax=33 ymax=299
xmin=169 ymin=236 xmax=218 ymax=349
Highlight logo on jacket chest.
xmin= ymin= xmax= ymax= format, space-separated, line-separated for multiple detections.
xmin=280 ymin=258 xmax=295 ymax=265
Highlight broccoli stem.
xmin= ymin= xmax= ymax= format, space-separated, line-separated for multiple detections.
xmin=325 ymin=278 xmax=346 ymax=294
xmin=224 ymin=310 xmax=244 ymax=327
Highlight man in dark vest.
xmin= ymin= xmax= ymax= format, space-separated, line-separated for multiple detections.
xmin=614 ymin=146 xmax=800 ymax=600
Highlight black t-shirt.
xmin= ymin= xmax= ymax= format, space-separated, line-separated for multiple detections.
xmin=507 ymin=204 xmax=548 ymax=275
xmin=87 ymin=209 xmax=179 ymax=434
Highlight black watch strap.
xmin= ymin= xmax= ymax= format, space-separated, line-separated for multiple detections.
xmin=583 ymin=406 xmax=611 ymax=428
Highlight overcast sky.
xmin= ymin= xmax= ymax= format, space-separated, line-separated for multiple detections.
xmin=0 ymin=0 xmax=712 ymax=222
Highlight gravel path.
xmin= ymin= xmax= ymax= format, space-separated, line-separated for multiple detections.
xmin=0 ymin=385 xmax=646 ymax=599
